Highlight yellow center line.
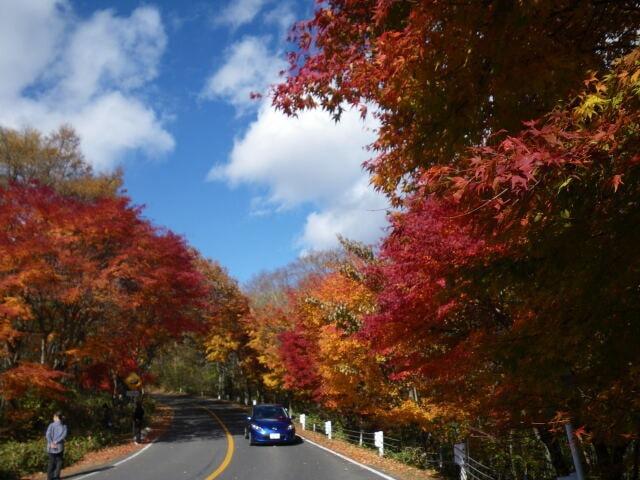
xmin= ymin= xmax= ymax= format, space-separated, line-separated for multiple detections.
xmin=201 ymin=406 xmax=235 ymax=480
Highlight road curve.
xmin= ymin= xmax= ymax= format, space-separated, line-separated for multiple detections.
xmin=68 ymin=395 xmax=393 ymax=480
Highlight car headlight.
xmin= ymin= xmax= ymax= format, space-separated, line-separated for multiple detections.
xmin=251 ymin=424 xmax=265 ymax=434
xmin=287 ymin=424 xmax=295 ymax=431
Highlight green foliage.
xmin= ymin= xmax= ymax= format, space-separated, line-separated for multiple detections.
xmin=0 ymin=433 xmax=113 ymax=477
xmin=0 ymin=391 xmax=155 ymax=478
xmin=4 ymin=389 xmax=129 ymax=441
xmin=466 ymin=432 xmax=560 ymax=480
xmin=385 ymin=446 xmax=430 ymax=469
xmin=151 ymin=337 xmax=220 ymax=395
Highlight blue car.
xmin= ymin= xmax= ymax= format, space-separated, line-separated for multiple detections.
xmin=245 ymin=404 xmax=296 ymax=445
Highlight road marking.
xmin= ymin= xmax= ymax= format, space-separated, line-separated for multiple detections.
xmin=202 ymin=406 xmax=235 ymax=480
xmin=73 ymin=441 xmax=155 ymax=480
xmin=299 ymin=434 xmax=398 ymax=480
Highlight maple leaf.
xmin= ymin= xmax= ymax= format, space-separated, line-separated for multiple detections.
xmin=573 ymin=425 xmax=589 ymax=441
xmin=273 ymin=0 xmax=640 ymax=198
xmin=611 ymin=174 xmax=624 ymax=192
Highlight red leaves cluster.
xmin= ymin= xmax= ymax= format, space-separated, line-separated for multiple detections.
xmin=362 ymin=196 xmax=504 ymax=411
xmin=0 ymin=183 xmax=209 ymax=401
xmin=279 ymin=326 xmax=320 ymax=396
xmin=0 ymin=363 xmax=68 ymax=401
xmin=275 ymin=0 xmax=640 ymax=199
xmin=360 ymin=49 xmax=640 ymax=442
xmin=421 ymin=51 xmax=640 ymax=234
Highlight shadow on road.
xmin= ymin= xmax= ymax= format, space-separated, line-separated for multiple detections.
xmin=63 ymin=465 xmax=114 ymax=478
xmin=244 ymin=435 xmax=305 ymax=447
xmin=152 ymin=396 xmax=248 ymax=444
xmin=150 ymin=395 xmax=306 ymax=450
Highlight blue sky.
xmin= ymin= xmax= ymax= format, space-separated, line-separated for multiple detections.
xmin=0 ymin=0 xmax=389 ymax=283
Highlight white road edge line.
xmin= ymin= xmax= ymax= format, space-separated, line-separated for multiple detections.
xmin=73 ymin=440 xmax=155 ymax=480
xmin=300 ymin=434 xmax=398 ymax=480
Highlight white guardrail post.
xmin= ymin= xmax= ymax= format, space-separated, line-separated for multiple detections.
xmin=300 ymin=414 xmax=306 ymax=430
xmin=325 ymin=421 xmax=332 ymax=439
xmin=454 ymin=443 xmax=467 ymax=480
xmin=374 ymin=431 xmax=384 ymax=457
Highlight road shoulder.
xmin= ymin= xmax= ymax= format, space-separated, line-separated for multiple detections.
xmin=297 ymin=426 xmax=438 ymax=480
xmin=21 ymin=401 xmax=173 ymax=480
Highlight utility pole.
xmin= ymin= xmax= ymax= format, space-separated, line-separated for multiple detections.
xmin=564 ymin=422 xmax=586 ymax=480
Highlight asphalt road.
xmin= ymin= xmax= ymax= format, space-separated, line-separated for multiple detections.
xmin=67 ymin=395 xmax=393 ymax=480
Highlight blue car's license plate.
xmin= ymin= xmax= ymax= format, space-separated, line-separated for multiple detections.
xmin=269 ymin=433 xmax=281 ymax=439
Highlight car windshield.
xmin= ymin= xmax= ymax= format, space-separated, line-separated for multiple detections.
xmin=253 ymin=406 xmax=288 ymax=420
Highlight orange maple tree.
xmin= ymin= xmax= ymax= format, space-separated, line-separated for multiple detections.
xmin=0 ymin=183 xmax=209 ymax=413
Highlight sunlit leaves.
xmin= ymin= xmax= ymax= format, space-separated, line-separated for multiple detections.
xmin=0 ymin=183 xmax=209 ymax=404
xmin=274 ymin=0 xmax=640 ymax=200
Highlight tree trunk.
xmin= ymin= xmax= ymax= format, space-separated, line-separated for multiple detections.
xmin=111 ymin=370 xmax=119 ymax=405
xmin=536 ymin=426 xmax=571 ymax=476
xmin=40 ymin=337 xmax=46 ymax=364
xmin=216 ymin=362 xmax=224 ymax=398
xmin=632 ymin=438 xmax=639 ymax=480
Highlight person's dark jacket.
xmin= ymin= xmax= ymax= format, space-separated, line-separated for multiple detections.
xmin=133 ymin=405 xmax=144 ymax=425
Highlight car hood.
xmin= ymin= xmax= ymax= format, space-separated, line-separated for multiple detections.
xmin=252 ymin=419 xmax=292 ymax=430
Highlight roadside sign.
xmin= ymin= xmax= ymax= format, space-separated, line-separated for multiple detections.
xmin=126 ymin=390 xmax=140 ymax=397
xmin=124 ymin=372 xmax=142 ymax=390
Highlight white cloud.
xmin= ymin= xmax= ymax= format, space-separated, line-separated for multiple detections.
xmin=0 ymin=0 xmax=173 ymax=170
xmin=70 ymin=93 xmax=174 ymax=170
xmin=214 ymin=0 xmax=270 ymax=29
xmin=210 ymin=101 xmax=389 ymax=251
xmin=0 ymin=0 xmax=69 ymax=99
xmin=205 ymin=0 xmax=388 ymax=251
xmin=298 ymin=178 xmax=389 ymax=252
xmin=201 ymin=36 xmax=285 ymax=111
xmin=264 ymin=3 xmax=296 ymax=34
xmin=56 ymin=7 xmax=166 ymax=104
xmin=213 ymin=104 xmax=371 ymax=206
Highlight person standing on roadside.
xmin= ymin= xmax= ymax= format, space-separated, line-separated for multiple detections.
xmin=45 ymin=412 xmax=67 ymax=480
xmin=133 ymin=401 xmax=144 ymax=444
xmin=101 ymin=403 xmax=113 ymax=430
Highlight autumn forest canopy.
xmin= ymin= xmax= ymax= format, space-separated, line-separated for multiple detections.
xmin=2 ymin=1 xmax=640 ymax=479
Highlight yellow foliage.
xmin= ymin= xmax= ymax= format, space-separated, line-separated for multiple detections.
xmin=382 ymin=399 xmax=465 ymax=431
xmin=0 ymin=126 xmax=123 ymax=199
xmin=244 ymin=309 xmax=289 ymax=390
xmin=205 ymin=333 xmax=240 ymax=362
